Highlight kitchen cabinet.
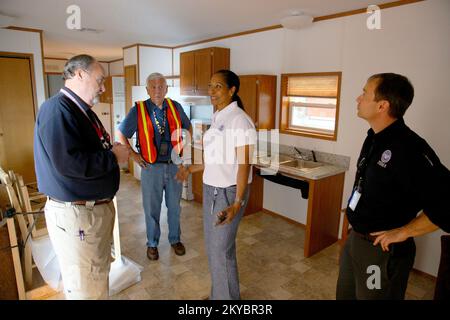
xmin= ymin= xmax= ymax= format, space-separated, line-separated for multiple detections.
xmin=192 ymin=170 xmax=203 ymax=203
xmin=244 ymin=167 xmax=263 ymax=216
xmin=191 ymin=146 xmax=204 ymax=203
xmin=304 ymin=172 xmax=345 ymax=257
xmin=238 ymin=75 xmax=276 ymax=130
xmin=99 ymin=76 xmax=113 ymax=104
xmin=257 ymin=160 xmax=345 ymax=257
xmin=180 ymin=47 xmax=230 ymax=96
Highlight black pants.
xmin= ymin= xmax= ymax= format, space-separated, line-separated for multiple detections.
xmin=336 ymin=231 xmax=416 ymax=300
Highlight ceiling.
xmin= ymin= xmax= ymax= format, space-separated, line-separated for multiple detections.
xmin=1 ymin=0 xmax=391 ymax=61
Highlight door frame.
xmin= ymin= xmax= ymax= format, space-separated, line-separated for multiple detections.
xmin=0 ymin=52 xmax=39 ymax=118
xmin=123 ymin=65 xmax=137 ymax=175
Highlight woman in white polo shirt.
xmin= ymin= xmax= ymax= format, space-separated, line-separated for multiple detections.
xmin=176 ymin=70 xmax=256 ymax=300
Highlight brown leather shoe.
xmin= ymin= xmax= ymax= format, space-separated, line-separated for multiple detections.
xmin=171 ymin=242 xmax=186 ymax=256
xmin=147 ymin=247 xmax=159 ymax=260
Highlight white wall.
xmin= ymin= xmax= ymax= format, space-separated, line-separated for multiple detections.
xmin=139 ymin=46 xmax=172 ymax=85
xmin=123 ymin=46 xmax=137 ymax=66
xmin=44 ymin=58 xmax=66 ymax=73
xmin=173 ymin=29 xmax=283 ymax=75
xmin=45 ymin=59 xmax=110 ymax=76
xmin=99 ymin=62 xmax=109 ymax=76
xmin=172 ymin=0 xmax=450 ymax=275
xmin=0 ymin=28 xmax=46 ymax=108
xmin=109 ymin=59 xmax=124 ymax=75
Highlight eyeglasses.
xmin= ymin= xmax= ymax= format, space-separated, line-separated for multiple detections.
xmin=82 ymin=69 xmax=105 ymax=86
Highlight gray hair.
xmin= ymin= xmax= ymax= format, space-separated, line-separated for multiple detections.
xmin=63 ymin=54 xmax=96 ymax=81
xmin=146 ymin=72 xmax=167 ymax=86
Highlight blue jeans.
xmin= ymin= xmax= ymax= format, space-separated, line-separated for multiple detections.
xmin=141 ymin=163 xmax=183 ymax=247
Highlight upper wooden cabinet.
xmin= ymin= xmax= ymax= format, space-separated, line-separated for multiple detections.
xmin=99 ymin=76 xmax=113 ymax=104
xmin=239 ymin=75 xmax=276 ymax=130
xmin=180 ymin=47 xmax=230 ymax=96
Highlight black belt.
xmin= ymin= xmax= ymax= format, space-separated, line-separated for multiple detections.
xmin=352 ymin=230 xmax=378 ymax=242
xmin=155 ymin=159 xmax=173 ymax=164
xmin=50 ymin=197 xmax=112 ymax=206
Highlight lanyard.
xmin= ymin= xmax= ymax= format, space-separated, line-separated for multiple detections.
xmin=60 ymin=88 xmax=90 ymax=120
xmin=60 ymin=89 xmax=110 ymax=148
xmin=153 ymin=108 xmax=166 ymax=135
xmin=354 ymin=139 xmax=376 ymax=192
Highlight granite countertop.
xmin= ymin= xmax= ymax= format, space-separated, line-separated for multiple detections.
xmin=255 ymin=154 xmax=347 ymax=181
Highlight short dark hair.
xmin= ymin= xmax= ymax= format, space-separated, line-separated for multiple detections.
xmin=369 ymin=73 xmax=414 ymax=118
xmin=215 ymin=69 xmax=245 ymax=110
xmin=63 ymin=54 xmax=96 ymax=81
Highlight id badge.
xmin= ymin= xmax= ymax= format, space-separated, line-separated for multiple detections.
xmin=348 ymin=190 xmax=361 ymax=211
xmin=159 ymin=141 xmax=168 ymax=156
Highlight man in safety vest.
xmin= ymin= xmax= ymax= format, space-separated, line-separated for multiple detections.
xmin=117 ymin=72 xmax=191 ymax=260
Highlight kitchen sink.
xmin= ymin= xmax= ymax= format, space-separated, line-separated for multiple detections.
xmin=256 ymin=154 xmax=326 ymax=171
xmin=281 ymin=159 xmax=324 ymax=170
xmin=257 ymin=154 xmax=294 ymax=164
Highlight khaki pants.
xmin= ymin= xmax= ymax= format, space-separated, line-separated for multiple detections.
xmin=45 ymin=198 xmax=115 ymax=300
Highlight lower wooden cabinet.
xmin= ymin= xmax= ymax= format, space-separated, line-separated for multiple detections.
xmin=192 ymin=170 xmax=203 ymax=203
xmin=244 ymin=167 xmax=263 ymax=216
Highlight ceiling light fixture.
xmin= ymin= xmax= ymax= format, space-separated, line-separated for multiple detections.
xmin=280 ymin=13 xmax=313 ymax=30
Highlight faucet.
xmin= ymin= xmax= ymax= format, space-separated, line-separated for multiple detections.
xmin=293 ymin=147 xmax=317 ymax=162
xmin=311 ymin=150 xmax=317 ymax=162
xmin=293 ymin=147 xmax=307 ymax=160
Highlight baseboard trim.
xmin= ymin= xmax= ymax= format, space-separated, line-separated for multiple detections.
xmin=411 ymin=268 xmax=437 ymax=281
xmin=261 ymin=209 xmax=306 ymax=229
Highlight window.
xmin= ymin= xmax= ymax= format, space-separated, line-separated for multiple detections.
xmin=279 ymin=72 xmax=342 ymax=140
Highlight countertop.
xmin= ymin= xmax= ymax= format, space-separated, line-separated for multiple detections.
xmin=255 ymin=154 xmax=347 ymax=181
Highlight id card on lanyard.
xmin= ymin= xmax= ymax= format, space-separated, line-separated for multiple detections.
xmin=349 ymin=141 xmax=375 ymax=212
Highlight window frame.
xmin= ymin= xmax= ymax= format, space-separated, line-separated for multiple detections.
xmin=279 ymin=72 xmax=342 ymax=141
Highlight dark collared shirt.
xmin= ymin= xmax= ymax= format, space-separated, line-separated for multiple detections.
xmin=34 ymin=87 xmax=120 ymax=201
xmin=347 ymin=118 xmax=450 ymax=233
xmin=119 ymin=98 xmax=191 ymax=162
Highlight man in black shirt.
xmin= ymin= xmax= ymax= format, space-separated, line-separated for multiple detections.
xmin=34 ymin=54 xmax=129 ymax=299
xmin=336 ymin=73 xmax=450 ymax=300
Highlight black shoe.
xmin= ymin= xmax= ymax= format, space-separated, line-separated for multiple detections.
xmin=147 ymin=247 xmax=159 ymax=260
xmin=171 ymin=242 xmax=186 ymax=256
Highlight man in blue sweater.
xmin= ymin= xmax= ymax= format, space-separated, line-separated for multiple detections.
xmin=34 ymin=54 xmax=129 ymax=299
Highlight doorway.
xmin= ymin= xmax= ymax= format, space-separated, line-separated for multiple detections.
xmin=124 ymin=65 xmax=137 ymax=174
xmin=0 ymin=53 xmax=38 ymax=183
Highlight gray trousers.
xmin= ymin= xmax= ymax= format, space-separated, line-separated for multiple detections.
xmin=203 ymin=183 xmax=250 ymax=300
xmin=336 ymin=231 xmax=416 ymax=300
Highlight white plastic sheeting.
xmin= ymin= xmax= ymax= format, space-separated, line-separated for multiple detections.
xmin=109 ymin=256 xmax=144 ymax=296
xmin=31 ymin=237 xmax=143 ymax=297
xmin=30 ymin=237 xmax=63 ymax=291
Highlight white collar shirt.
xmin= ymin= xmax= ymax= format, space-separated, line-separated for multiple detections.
xmin=202 ymin=101 xmax=257 ymax=188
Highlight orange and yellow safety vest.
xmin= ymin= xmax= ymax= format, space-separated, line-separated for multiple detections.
xmin=136 ymin=98 xmax=183 ymax=164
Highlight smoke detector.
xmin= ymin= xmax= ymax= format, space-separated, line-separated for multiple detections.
xmin=280 ymin=13 xmax=313 ymax=30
